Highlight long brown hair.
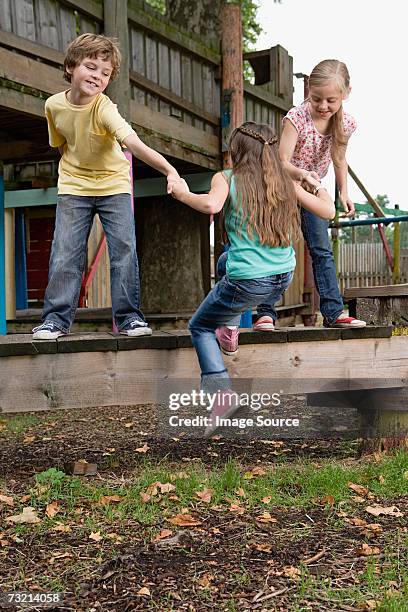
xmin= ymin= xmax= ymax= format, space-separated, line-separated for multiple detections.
xmin=308 ymin=59 xmax=350 ymax=164
xmin=227 ymin=122 xmax=299 ymax=247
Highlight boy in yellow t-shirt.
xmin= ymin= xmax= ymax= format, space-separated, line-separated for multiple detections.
xmin=33 ymin=33 xmax=180 ymax=339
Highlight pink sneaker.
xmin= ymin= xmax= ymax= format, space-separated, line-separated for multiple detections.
xmin=204 ymin=389 xmax=240 ymax=438
xmin=215 ymin=326 xmax=239 ymax=356
xmin=324 ymin=316 xmax=366 ymax=328
xmin=253 ymin=316 xmax=275 ymax=331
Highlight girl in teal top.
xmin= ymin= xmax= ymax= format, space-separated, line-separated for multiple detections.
xmin=171 ymin=122 xmax=334 ymax=437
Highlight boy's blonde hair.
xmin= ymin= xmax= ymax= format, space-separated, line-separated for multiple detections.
xmin=308 ymin=59 xmax=351 ymax=164
xmin=227 ymin=122 xmax=300 ymax=248
xmin=63 ymin=33 xmax=121 ymax=82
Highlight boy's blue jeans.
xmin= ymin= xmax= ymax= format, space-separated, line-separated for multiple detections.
xmin=253 ymin=209 xmax=344 ymax=324
xmin=189 ymin=270 xmax=293 ymax=392
xmin=41 ymin=193 xmax=146 ymax=332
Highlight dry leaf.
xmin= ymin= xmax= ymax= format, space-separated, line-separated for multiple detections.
xmin=229 ymin=504 xmax=245 ymax=515
xmin=261 ymin=496 xmax=271 ymax=504
xmin=140 ymin=492 xmax=151 ymax=503
xmin=348 ymin=482 xmax=369 ymax=496
xmin=20 ymin=495 xmax=31 ymax=503
xmin=99 ymin=495 xmax=122 ymax=505
xmin=138 ymin=587 xmax=151 ymax=596
xmin=152 ymin=529 xmax=173 ymax=542
xmin=346 ymin=517 xmax=367 ymax=527
xmin=244 ymin=467 xmax=266 ymax=479
xmin=124 ymin=422 xmax=134 ymax=428
xmin=357 ymin=600 xmax=378 ymax=611
xmin=195 ymin=489 xmax=213 ymax=503
xmin=253 ymin=543 xmax=272 ymax=553
xmin=89 ymin=531 xmax=103 ymax=542
xmin=320 ymin=495 xmax=335 ymax=506
xmin=52 ymin=522 xmax=71 ymax=533
xmin=365 ymin=505 xmax=404 ymax=517
xmin=23 ymin=435 xmax=36 ymax=444
xmin=235 ymin=487 xmax=246 ymax=498
xmin=6 ymin=507 xmax=41 ymax=525
xmin=257 ymin=512 xmax=277 ymax=523
xmin=46 ymin=501 xmax=62 ymax=518
xmin=378 ymin=475 xmax=385 ymax=485
xmin=168 ymin=513 xmax=201 ymax=527
xmin=135 ymin=444 xmax=149 ymax=453
xmin=158 ymin=482 xmax=176 ymax=494
xmin=198 ymin=573 xmax=213 ymax=588
xmin=0 ymin=494 xmax=14 ymax=507
xmin=282 ymin=565 xmax=301 ymax=578
xmin=356 ymin=543 xmax=381 ymax=556
xmin=365 ymin=523 xmax=383 ymax=533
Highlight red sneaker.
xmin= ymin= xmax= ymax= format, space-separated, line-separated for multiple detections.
xmin=253 ymin=315 xmax=275 ymax=331
xmin=204 ymin=389 xmax=240 ymax=438
xmin=215 ymin=326 xmax=239 ymax=356
xmin=324 ymin=316 xmax=366 ymax=328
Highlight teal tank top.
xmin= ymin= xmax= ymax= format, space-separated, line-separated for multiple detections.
xmin=223 ymin=169 xmax=296 ymax=280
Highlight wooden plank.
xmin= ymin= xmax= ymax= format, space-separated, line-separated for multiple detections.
xmin=0 ymin=46 xmax=65 ymax=94
xmin=145 ymin=34 xmax=158 ymax=112
xmin=59 ymin=5 xmax=77 ymax=51
xmin=244 ymin=82 xmax=292 ymax=113
xmin=130 ymin=100 xmax=219 ymax=157
xmin=12 ymin=0 xmax=36 ymax=41
xmin=0 ymin=30 xmax=64 ymax=65
xmin=130 ymin=70 xmax=219 ymax=125
xmin=130 ymin=28 xmax=145 ymax=75
xmin=36 ymin=0 xmax=60 ymax=50
xmin=344 ymin=284 xmax=408 ymax=299
xmin=0 ymin=0 xmax=12 ymax=32
xmin=127 ymin=4 xmax=220 ymax=66
xmin=0 ymin=336 xmax=407 ymax=412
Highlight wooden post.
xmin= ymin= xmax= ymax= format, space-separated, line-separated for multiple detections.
xmin=393 ymin=205 xmax=401 ymax=285
xmin=0 ymin=168 xmax=5 ymax=335
xmin=103 ymin=0 xmax=130 ymax=119
xmin=4 ymin=208 xmax=15 ymax=320
xmin=359 ymin=388 xmax=408 ymax=454
xmin=15 ymin=208 xmax=28 ymax=310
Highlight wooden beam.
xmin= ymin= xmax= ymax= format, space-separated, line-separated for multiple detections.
xmin=57 ymin=0 xmax=103 ymax=20
xmin=0 ymin=47 xmax=65 ymax=95
xmin=0 ymin=335 xmax=407 ymax=412
xmin=104 ymin=0 xmax=130 ymax=118
xmin=0 ymin=140 xmax=52 ymax=162
xmin=244 ymin=82 xmax=292 ymax=113
xmin=0 ymin=30 xmax=64 ymax=66
xmin=344 ymin=284 xmax=408 ymax=299
xmin=0 ymin=85 xmax=46 ymax=118
xmin=130 ymin=70 xmax=219 ymax=126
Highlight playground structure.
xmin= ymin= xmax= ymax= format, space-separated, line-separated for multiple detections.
xmin=0 ymin=1 xmax=407 ymax=451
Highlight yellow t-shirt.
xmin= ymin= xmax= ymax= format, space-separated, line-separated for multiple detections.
xmin=45 ymin=91 xmax=135 ymax=196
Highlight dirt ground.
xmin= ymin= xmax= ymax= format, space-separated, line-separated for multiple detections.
xmin=0 ymin=403 xmax=406 ymax=611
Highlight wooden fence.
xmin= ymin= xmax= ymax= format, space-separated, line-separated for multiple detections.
xmin=337 ymin=243 xmax=408 ymax=292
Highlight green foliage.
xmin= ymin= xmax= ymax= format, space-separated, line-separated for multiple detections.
xmin=144 ymin=0 xmax=166 ymax=14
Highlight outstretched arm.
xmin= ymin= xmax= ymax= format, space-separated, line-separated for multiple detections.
xmin=170 ymin=172 xmax=230 ymax=214
xmin=123 ymin=132 xmax=180 ymax=193
xmin=333 ymin=141 xmax=354 ymax=217
xmin=294 ymin=182 xmax=335 ymax=220
xmin=279 ymin=120 xmax=320 ymax=190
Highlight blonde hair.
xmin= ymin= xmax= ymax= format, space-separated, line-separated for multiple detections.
xmin=308 ymin=59 xmax=350 ymax=164
xmin=227 ymin=122 xmax=300 ymax=248
xmin=63 ymin=33 xmax=121 ymax=83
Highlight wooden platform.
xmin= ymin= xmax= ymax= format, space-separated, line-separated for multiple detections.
xmin=345 ymin=284 xmax=408 ymax=326
xmin=1 ymin=326 xmax=407 ymax=414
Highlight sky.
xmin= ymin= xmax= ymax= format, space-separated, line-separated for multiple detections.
xmin=256 ymin=0 xmax=406 ymax=210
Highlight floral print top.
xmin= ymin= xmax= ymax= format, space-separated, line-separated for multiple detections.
xmin=284 ymin=100 xmax=357 ymax=178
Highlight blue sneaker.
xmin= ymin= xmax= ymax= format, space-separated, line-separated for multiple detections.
xmin=120 ymin=319 xmax=152 ymax=337
xmin=32 ymin=321 xmax=66 ymax=340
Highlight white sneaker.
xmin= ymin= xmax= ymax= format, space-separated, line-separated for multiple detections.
xmin=32 ymin=321 xmax=66 ymax=340
xmin=120 ymin=320 xmax=152 ymax=337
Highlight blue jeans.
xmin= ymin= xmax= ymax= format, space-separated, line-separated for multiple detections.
xmin=42 ymin=193 xmax=146 ymax=332
xmin=189 ymin=270 xmax=293 ymax=391
xmin=253 ymin=209 xmax=343 ymax=324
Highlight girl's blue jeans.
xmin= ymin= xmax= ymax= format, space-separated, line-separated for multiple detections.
xmin=253 ymin=209 xmax=344 ymax=324
xmin=189 ymin=268 xmax=293 ymax=392
xmin=41 ymin=193 xmax=146 ymax=332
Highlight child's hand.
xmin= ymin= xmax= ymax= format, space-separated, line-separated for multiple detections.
xmin=302 ymin=171 xmax=321 ymax=193
xmin=339 ymin=193 xmax=355 ymax=217
xmin=171 ymin=178 xmax=190 ymax=200
xmin=166 ymin=172 xmax=181 ymax=194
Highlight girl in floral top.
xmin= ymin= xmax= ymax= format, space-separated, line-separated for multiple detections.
xmin=254 ymin=59 xmax=366 ymax=330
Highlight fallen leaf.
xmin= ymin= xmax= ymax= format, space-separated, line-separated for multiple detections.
xmin=158 ymin=482 xmax=176 ymax=494
xmin=89 ymin=531 xmax=103 ymax=542
xmin=52 ymin=522 xmax=71 ymax=533
xmin=229 ymin=504 xmax=245 ymax=515
xmin=320 ymin=495 xmax=335 ymax=506
xmin=235 ymin=487 xmax=246 ymax=498
xmin=348 ymin=482 xmax=369 ymax=496
xmin=261 ymin=496 xmax=271 ymax=504
xmin=0 ymin=494 xmax=14 ymax=507
xmin=378 ymin=475 xmax=385 ymax=485
xmin=99 ymin=495 xmax=122 ymax=505
xmin=124 ymin=422 xmax=134 ymax=428
xmin=244 ymin=467 xmax=266 ymax=479
xmin=282 ymin=565 xmax=301 ymax=579
xmin=352 ymin=496 xmax=366 ymax=503
xmin=137 ymin=587 xmax=151 ymax=596
xmin=23 ymin=435 xmax=36 ymax=444
xmin=168 ymin=513 xmax=201 ymax=527
xmin=356 ymin=543 xmax=381 ymax=556
xmin=46 ymin=501 xmax=62 ymax=518
xmin=135 ymin=444 xmax=149 ymax=453
xmin=346 ymin=517 xmax=367 ymax=527
xmin=253 ymin=543 xmax=272 ymax=553
xmin=365 ymin=505 xmax=404 ymax=517
xmin=257 ymin=512 xmax=278 ymax=523
xmin=6 ymin=507 xmax=41 ymax=525
xmin=152 ymin=529 xmax=173 ymax=542
xmin=357 ymin=600 xmax=378 ymax=610
xmin=140 ymin=492 xmax=151 ymax=503
xmin=198 ymin=573 xmax=213 ymax=588
xmin=195 ymin=489 xmax=213 ymax=503
xmin=365 ymin=523 xmax=383 ymax=533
